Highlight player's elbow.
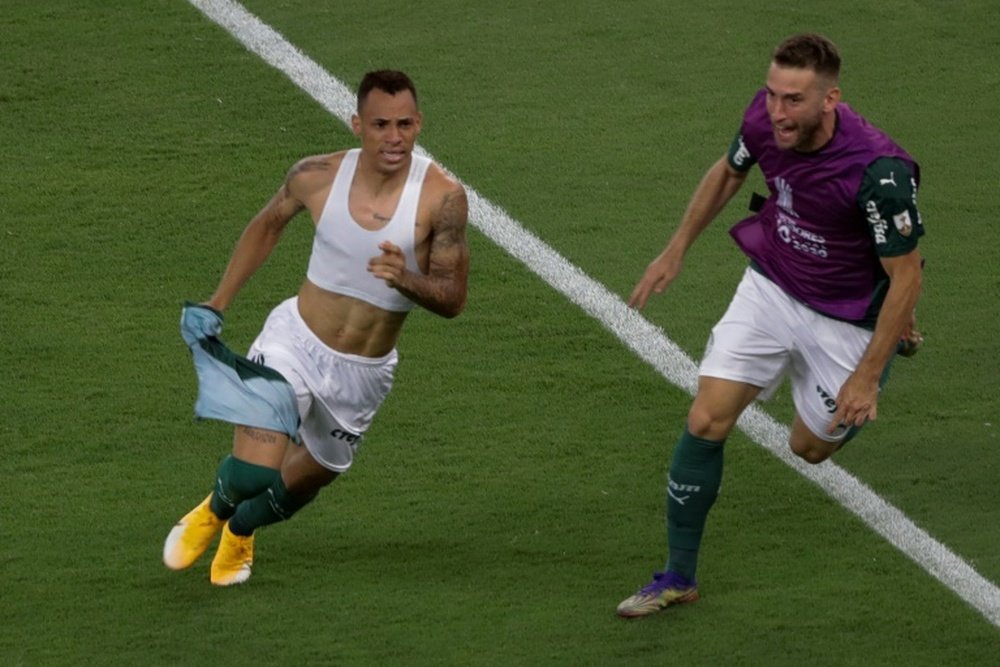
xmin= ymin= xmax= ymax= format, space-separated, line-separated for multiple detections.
xmin=440 ymin=294 xmax=467 ymax=319
xmin=438 ymin=278 xmax=468 ymax=318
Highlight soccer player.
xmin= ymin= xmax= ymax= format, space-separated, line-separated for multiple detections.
xmin=617 ymin=34 xmax=925 ymax=617
xmin=163 ymin=70 xmax=470 ymax=585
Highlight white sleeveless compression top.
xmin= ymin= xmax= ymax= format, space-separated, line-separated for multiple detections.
xmin=306 ymin=149 xmax=430 ymax=312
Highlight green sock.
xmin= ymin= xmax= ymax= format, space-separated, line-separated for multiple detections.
xmin=665 ymin=429 xmax=725 ymax=581
xmin=209 ymin=455 xmax=280 ymax=520
xmin=228 ymin=476 xmax=317 ymax=536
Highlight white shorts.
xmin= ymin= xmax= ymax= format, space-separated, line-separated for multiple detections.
xmin=699 ymin=268 xmax=874 ymax=442
xmin=247 ymin=298 xmax=397 ymax=472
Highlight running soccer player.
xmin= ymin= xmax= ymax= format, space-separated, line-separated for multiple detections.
xmin=618 ymin=33 xmax=924 ymax=617
xmin=164 ymin=70 xmax=469 ymax=586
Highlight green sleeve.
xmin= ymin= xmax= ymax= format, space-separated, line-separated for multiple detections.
xmin=857 ymin=157 xmax=924 ymax=257
xmin=727 ymin=132 xmax=756 ymax=172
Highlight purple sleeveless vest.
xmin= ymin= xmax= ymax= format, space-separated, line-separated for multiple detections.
xmin=729 ymin=89 xmax=918 ymax=321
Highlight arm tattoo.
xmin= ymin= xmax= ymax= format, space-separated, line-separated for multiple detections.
xmin=389 ymin=185 xmax=469 ymax=317
xmin=290 ymin=156 xmax=331 ymax=177
xmin=280 ymin=156 xmax=331 ymax=207
xmin=432 ymin=189 xmax=468 ymax=251
xmin=420 ymin=186 xmax=470 ymax=316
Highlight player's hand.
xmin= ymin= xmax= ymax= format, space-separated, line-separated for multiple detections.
xmin=897 ymin=308 xmax=924 ymax=358
xmin=628 ymin=253 xmax=683 ymax=310
xmin=368 ymin=241 xmax=407 ymax=289
xmin=827 ymin=372 xmax=878 ymax=435
xmin=180 ymin=301 xmax=224 ymax=345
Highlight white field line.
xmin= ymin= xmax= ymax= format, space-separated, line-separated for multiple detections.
xmin=188 ymin=0 xmax=1000 ymax=628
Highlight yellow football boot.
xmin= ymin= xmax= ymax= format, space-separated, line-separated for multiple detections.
xmin=210 ymin=523 xmax=254 ymax=586
xmin=163 ymin=494 xmax=224 ymax=570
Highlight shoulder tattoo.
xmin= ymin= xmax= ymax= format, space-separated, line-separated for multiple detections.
xmin=285 ymin=156 xmax=329 ymax=185
xmin=279 ymin=156 xmax=331 ymax=206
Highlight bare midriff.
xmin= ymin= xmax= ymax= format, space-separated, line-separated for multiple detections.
xmin=296 ymin=279 xmax=409 ymax=357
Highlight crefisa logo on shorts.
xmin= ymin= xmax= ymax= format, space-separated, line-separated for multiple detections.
xmin=330 ymin=428 xmax=359 ymax=443
xmin=815 ymin=384 xmax=837 ymax=414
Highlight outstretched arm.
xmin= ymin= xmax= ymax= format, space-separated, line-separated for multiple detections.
xmin=368 ymin=180 xmax=470 ymax=318
xmin=204 ymin=158 xmax=323 ymax=312
xmin=629 ymin=155 xmax=748 ymax=309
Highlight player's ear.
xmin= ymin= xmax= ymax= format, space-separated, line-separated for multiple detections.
xmin=351 ymin=113 xmax=362 ymax=137
xmin=414 ymin=111 xmax=423 ymax=135
xmin=824 ymin=85 xmax=841 ymax=112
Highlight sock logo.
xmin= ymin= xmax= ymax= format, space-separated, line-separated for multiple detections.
xmin=667 ymin=478 xmax=701 ymax=506
xmin=215 ymin=478 xmax=236 ymax=509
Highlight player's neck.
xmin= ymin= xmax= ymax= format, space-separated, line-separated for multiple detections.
xmin=354 ymin=156 xmax=410 ymax=197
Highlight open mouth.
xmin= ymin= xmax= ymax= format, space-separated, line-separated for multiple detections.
xmin=774 ymin=125 xmax=796 ymax=141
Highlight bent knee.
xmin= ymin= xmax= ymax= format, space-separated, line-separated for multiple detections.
xmin=281 ymin=445 xmax=340 ymax=495
xmin=686 ymin=404 xmax=738 ymax=442
xmin=794 ymin=447 xmax=832 ymax=464
xmin=789 ymin=416 xmax=842 ymax=464
xmin=789 ymin=437 xmax=839 ymax=464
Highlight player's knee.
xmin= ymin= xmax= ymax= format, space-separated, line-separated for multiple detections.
xmin=282 ymin=444 xmax=340 ymax=496
xmin=285 ymin=468 xmax=338 ymax=497
xmin=686 ymin=403 xmax=736 ymax=441
xmin=789 ymin=438 xmax=838 ymax=464
xmin=212 ymin=455 xmax=281 ymax=519
xmin=788 ymin=415 xmax=842 ymax=464
xmin=794 ymin=448 xmax=829 ymax=465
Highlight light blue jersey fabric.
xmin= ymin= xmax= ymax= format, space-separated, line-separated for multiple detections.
xmin=180 ymin=303 xmax=300 ymax=441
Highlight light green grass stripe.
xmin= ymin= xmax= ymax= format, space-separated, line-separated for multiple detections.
xmin=188 ymin=0 xmax=1000 ymax=628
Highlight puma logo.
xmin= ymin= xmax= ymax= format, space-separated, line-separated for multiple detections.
xmin=667 ymin=478 xmax=701 ymax=506
xmin=879 ymin=172 xmax=897 ymax=187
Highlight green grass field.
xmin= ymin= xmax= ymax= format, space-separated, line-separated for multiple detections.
xmin=3 ymin=0 xmax=999 ymax=664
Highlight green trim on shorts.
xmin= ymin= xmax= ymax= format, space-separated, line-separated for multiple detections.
xmin=196 ymin=336 xmax=289 ymax=384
